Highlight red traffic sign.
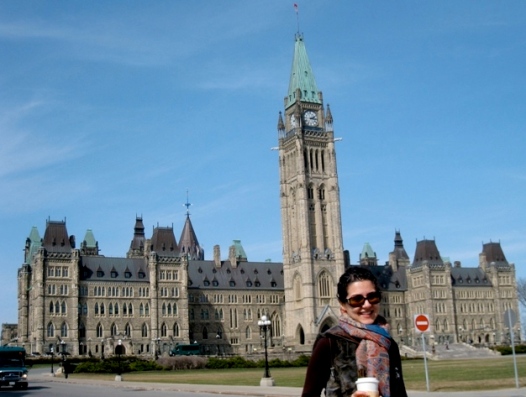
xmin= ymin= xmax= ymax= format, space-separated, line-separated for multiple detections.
xmin=414 ymin=314 xmax=430 ymax=332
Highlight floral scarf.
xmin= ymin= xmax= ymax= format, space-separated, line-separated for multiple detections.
xmin=338 ymin=315 xmax=392 ymax=397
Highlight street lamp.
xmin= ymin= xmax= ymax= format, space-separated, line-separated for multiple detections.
xmin=115 ymin=339 xmax=123 ymax=382
xmin=258 ymin=315 xmax=274 ymax=387
xmin=50 ymin=347 xmax=54 ymax=376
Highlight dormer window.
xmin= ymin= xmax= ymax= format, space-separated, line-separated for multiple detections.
xmin=97 ymin=270 xmax=104 ymax=278
xmin=125 ymin=271 xmax=132 ymax=279
xmin=138 ymin=271 xmax=145 ymax=279
xmin=111 ymin=270 xmax=118 ymax=278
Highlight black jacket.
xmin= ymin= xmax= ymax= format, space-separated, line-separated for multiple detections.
xmin=301 ymin=325 xmax=407 ymax=397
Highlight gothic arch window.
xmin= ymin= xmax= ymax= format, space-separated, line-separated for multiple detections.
xmin=140 ymin=303 xmax=144 ymax=316
xmin=114 ymin=302 xmax=119 ymax=315
xmin=202 ymin=326 xmax=208 ymax=340
xmin=161 ymin=323 xmax=167 ymax=337
xmin=83 ymin=303 xmax=88 ymax=315
xmin=307 ymin=184 xmax=314 ymax=200
xmin=100 ymin=303 xmax=105 ymax=315
xmin=318 ymin=185 xmax=325 ymax=200
xmin=123 ymin=303 xmax=128 ymax=316
xmin=47 ymin=322 xmax=54 ymax=337
xmin=94 ymin=303 xmax=99 ymax=315
xmin=49 ymin=301 xmax=54 ymax=314
xmin=173 ymin=323 xmax=180 ymax=337
xmin=55 ymin=301 xmax=60 ymax=313
xmin=61 ymin=301 xmax=66 ymax=314
xmin=321 ymin=150 xmax=325 ymax=172
xmin=79 ymin=322 xmax=86 ymax=338
xmin=141 ymin=323 xmax=148 ymax=338
xmin=162 ymin=303 xmax=166 ymax=316
xmin=271 ymin=313 xmax=282 ymax=338
xmin=167 ymin=303 xmax=172 ymax=316
xmin=110 ymin=323 xmax=117 ymax=336
xmin=318 ymin=271 xmax=331 ymax=298
xmin=125 ymin=323 xmax=131 ymax=337
xmin=128 ymin=303 xmax=133 ymax=315
xmin=60 ymin=322 xmax=68 ymax=337
xmin=145 ymin=303 xmax=150 ymax=316
xmin=246 ymin=326 xmax=252 ymax=339
xmin=96 ymin=323 xmax=103 ymax=338
xmin=109 ymin=303 xmax=114 ymax=316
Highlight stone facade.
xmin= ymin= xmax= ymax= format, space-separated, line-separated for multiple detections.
xmin=10 ymin=34 xmax=520 ymax=357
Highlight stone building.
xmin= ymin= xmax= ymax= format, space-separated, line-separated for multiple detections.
xmin=12 ymin=33 xmax=520 ymax=357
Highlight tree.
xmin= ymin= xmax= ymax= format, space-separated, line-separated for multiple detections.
xmin=516 ymin=278 xmax=526 ymax=307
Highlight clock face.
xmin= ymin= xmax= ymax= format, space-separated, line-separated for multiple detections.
xmin=303 ymin=110 xmax=318 ymax=127
xmin=290 ymin=114 xmax=297 ymax=128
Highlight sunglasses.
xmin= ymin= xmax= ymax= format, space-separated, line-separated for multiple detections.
xmin=346 ymin=291 xmax=381 ymax=307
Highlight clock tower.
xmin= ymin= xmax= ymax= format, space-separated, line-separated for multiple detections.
xmin=278 ymin=34 xmax=346 ymax=347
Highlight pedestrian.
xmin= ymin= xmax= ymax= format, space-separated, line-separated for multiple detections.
xmin=62 ymin=356 xmax=69 ymax=379
xmin=302 ymin=266 xmax=408 ymax=397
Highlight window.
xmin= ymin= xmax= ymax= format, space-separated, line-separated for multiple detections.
xmin=173 ymin=323 xmax=180 ymax=337
xmin=96 ymin=323 xmax=103 ymax=338
xmin=125 ymin=323 xmax=131 ymax=337
xmin=111 ymin=323 xmax=117 ymax=336
xmin=161 ymin=323 xmax=167 ymax=337
xmin=47 ymin=322 xmax=54 ymax=337
xmin=111 ymin=270 xmax=118 ymax=278
xmin=97 ymin=270 xmax=104 ymax=277
xmin=125 ymin=271 xmax=132 ymax=279
xmin=318 ymin=271 xmax=331 ymax=298
xmin=141 ymin=323 xmax=148 ymax=337
xmin=61 ymin=322 xmax=68 ymax=337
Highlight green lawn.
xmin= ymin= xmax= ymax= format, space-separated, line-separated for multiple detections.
xmin=69 ymin=355 xmax=526 ymax=392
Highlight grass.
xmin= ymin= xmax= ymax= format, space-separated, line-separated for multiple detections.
xmin=68 ymin=356 xmax=526 ymax=392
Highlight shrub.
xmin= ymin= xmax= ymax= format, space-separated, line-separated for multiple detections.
xmin=157 ymin=356 xmax=207 ymax=370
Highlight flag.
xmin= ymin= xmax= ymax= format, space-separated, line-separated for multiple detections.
xmin=294 ymin=3 xmax=298 ymax=14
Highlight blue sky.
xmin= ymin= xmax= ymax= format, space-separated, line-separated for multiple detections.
xmin=1 ymin=1 xmax=525 ymax=324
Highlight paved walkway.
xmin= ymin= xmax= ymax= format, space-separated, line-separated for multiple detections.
xmin=33 ymin=372 xmax=526 ymax=397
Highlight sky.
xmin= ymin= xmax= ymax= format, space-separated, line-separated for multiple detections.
xmin=1 ymin=1 xmax=525 ymax=325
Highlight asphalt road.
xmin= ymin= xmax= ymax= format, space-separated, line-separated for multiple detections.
xmin=11 ymin=366 xmax=526 ymax=397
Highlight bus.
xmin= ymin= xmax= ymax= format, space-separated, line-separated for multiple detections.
xmin=0 ymin=346 xmax=28 ymax=389
xmin=169 ymin=343 xmax=200 ymax=356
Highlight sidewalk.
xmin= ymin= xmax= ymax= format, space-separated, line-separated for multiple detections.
xmin=35 ymin=372 xmax=526 ymax=397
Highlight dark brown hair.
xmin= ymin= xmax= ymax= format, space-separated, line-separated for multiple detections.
xmin=336 ymin=266 xmax=382 ymax=304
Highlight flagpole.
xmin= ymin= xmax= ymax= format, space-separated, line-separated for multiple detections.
xmin=294 ymin=3 xmax=300 ymax=34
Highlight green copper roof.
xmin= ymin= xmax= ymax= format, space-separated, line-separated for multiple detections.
xmin=25 ymin=226 xmax=41 ymax=264
xmin=83 ymin=229 xmax=97 ymax=248
xmin=232 ymin=240 xmax=247 ymax=261
xmin=360 ymin=242 xmax=376 ymax=260
xmin=286 ymin=34 xmax=321 ymax=109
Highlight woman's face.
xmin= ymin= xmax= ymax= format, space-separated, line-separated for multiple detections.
xmin=340 ymin=280 xmax=380 ymax=324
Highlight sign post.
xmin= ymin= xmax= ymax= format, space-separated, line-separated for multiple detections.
xmin=504 ymin=309 xmax=519 ymax=388
xmin=414 ymin=314 xmax=430 ymax=392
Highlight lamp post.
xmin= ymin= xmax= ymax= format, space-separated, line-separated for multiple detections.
xmin=258 ymin=315 xmax=274 ymax=387
xmin=115 ymin=339 xmax=123 ymax=382
xmin=50 ymin=347 xmax=54 ymax=376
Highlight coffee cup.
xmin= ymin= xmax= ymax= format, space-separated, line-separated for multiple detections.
xmin=355 ymin=377 xmax=379 ymax=397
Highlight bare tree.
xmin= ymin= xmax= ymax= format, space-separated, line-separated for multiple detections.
xmin=516 ymin=278 xmax=526 ymax=307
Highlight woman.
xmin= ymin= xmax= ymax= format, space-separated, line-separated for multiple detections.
xmin=302 ymin=266 xmax=407 ymax=397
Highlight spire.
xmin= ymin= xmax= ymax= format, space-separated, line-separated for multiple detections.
xmin=179 ymin=215 xmax=204 ymax=260
xmin=325 ymin=104 xmax=333 ymax=132
xmin=286 ymin=34 xmax=322 ymax=110
xmin=127 ymin=216 xmax=145 ymax=258
xmin=24 ymin=226 xmax=41 ymax=264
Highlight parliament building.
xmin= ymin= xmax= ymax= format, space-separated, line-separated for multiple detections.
xmin=10 ymin=34 xmax=520 ymax=358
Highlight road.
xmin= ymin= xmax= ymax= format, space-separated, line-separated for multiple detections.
xmin=5 ymin=366 xmax=524 ymax=397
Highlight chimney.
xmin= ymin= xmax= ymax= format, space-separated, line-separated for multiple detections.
xmin=214 ymin=245 xmax=221 ymax=268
